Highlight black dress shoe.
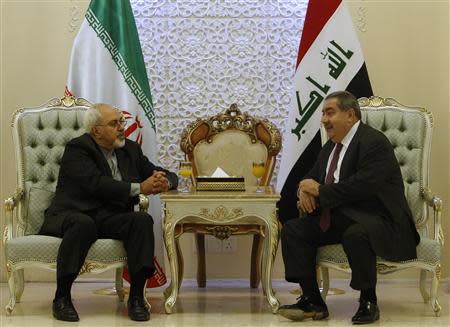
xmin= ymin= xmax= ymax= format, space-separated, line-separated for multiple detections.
xmin=52 ymin=296 xmax=79 ymax=322
xmin=278 ymin=295 xmax=329 ymax=321
xmin=128 ymin=296 xmax=150 ymax=321
xmin=352 ymin=299 xmax=380 ymax=324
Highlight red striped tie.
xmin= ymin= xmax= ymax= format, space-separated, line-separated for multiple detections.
xmin=320 ymin=143 xmax=343 ymax=231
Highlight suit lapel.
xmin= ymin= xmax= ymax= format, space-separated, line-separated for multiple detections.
xmin=320 ymin=142 xmax=335 ymax=183
xmin=339 ymin=123 xmax=365 ymax=179
xmin=115 ymin=148 xmax=130 ymax=182
xmin=85 ymin=134 xmax=113 ymax=177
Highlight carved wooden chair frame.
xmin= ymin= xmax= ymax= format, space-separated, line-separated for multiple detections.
xmin=177 ymin=103 xmax=281 ymax=288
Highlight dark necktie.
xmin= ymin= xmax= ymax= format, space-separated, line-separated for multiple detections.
xmin=320 ymin=143 xmax=343 ymax=231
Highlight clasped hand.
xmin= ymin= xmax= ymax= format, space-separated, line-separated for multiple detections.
xmin=140 ymin=171 xmax=170 ymax=195
xmin=298 ymin=179 xmax=320 ymax=214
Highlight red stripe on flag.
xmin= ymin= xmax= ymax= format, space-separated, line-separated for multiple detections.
xmin=64 ymin=85 xmax=73 ymax=97
xmin=296 ymin=0 xmax=342 ymax=68
xmin=147 ymin=257 xmax=167 ymax=287
xmin=124 ymin=123 xmax=138 ymax=137
xmin=122 ymin=257 xmax=167 ymax=288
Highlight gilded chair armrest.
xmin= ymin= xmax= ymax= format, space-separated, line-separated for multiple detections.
xmin=422 ymin=188 xmax=444 ymax=246
xmin=138 ymin=194 xmax=149 ymax=212
xmin=3 ymin=188 xmax=24 ymax=245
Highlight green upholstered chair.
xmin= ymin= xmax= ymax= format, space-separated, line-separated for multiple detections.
xmin=3 ymin=96 xmax=148 ymax=314
xmin=314 ymin=96 xmax=443 ymax=316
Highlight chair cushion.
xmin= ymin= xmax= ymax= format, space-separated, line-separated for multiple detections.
xmin=5 ymin=235 xmax=127 ymax=266
xmin=18 ymin=108 xmax=86 ymax=236
xmin=317 ymin=237 xmax=441 ymax=267
xmin=24 ymin=187 xmax=55 ymax=235
xmin=360 ymin=109 xmax=427 ymax=226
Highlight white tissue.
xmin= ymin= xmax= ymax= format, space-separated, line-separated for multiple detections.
xmin=211 ymin=167 xmax=230 ymax=177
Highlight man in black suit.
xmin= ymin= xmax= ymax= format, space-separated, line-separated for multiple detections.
xmin=39 ymin=103 xmax=178 ymax=322
xmin=278 ymin=91 xmax=419 ymax=324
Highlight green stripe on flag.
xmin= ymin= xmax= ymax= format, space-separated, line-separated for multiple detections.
xmin=86 ymin=0 xmax=155 ymax=130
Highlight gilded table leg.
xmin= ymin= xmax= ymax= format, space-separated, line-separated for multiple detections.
xmin=163 ymin=210 xmax=179 ymax=314
xmin=175 ymin=237 xmax=184 ymax=290
xmin=195 ymin=234 xmax=207 ymax=288
xmin=261 ymin=210 xmax=280 ymax=313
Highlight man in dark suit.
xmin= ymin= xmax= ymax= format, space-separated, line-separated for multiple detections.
xmin=39 ymin=103 xmax=178 ymax=322
xmin=278 ymin=91 xmax=420 ymax=324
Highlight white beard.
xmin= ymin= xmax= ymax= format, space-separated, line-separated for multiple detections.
xmin=113 ymin=138 xmax=126 ymax=149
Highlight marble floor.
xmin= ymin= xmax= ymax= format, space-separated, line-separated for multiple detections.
xmin=0 ymin=279 xmax=449 ymax=326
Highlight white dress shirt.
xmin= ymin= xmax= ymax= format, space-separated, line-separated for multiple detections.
xmin=100 ymin=147 xmax=141 ymax=196
xmin=325 ymin=120 xmax=360 ymax=183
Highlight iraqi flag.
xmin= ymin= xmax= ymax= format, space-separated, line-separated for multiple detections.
xmin=276 ymin=0 xmax=373 ymax=223
xmin=65 ymin=0 xmax=166 ymax=287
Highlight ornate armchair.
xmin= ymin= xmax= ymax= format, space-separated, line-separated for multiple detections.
xmin=315 ymin=96 xmax=443 ymax=316
xmin=3 ymin=96 xmax=148 ymax=314
xmin=178 ymin=104 xmax=281 ymax=288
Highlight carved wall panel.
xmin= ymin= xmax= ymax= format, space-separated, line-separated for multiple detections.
xmin=131 ymin=0 xmax=308 ymax=183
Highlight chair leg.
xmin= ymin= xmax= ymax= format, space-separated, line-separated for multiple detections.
xmin=5 ymin=268 xmax=16 ymax=314
xmin=175 ymin=237 xmax=184 ymax=290
xmin=14 ymin=269 xmax=25 ymax=303
xmin=319 ymin=267 xmax=330 ymax=300
xmin=250 ymin=234 xmax=263 ymax=288
xmin=142 ymin=281 xmax=151 ymax=311
xmin=115 ymin=267 xmax=125 ymax=302
xmin=429 ymin=268 xmax=441 ymax=317
xmin=195 ymin=234 xmax=206 ymax=288
xmin=419 ymin=269 xmax=430 ymax=303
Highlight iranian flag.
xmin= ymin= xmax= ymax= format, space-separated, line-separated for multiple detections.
xmin=65 ymin=0 xmax=166 ymax=287
xmin=276 ymin=0 xmax=373 ymax=223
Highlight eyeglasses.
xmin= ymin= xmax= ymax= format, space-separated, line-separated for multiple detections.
xmin=97 ymin=118 xmax=127 ymax=129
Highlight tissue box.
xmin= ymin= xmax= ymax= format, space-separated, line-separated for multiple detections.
xmin=196 ymin=176 xmax=245 ymax=191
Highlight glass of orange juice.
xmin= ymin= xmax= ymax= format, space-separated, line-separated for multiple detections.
xmin=178 ymin=161 xmax=192 ymax=193
xmin=252 ymin=161 xmax=265 ymax=193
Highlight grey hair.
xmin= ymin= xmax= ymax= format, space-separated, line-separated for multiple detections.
xmin=83 ymin=103 xmax=104 ymax=133
xmin=325 ymin=91 xmax=361 ymax=119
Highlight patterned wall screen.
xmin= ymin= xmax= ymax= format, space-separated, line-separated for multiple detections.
xmin=132 ymin=0 xmax=308 ymax=183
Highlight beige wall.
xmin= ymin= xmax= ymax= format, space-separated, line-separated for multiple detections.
xmin=1 ymin=0 xmax=449 ymax=284
xmin=348 ymin=1 xmax=450 ymax=281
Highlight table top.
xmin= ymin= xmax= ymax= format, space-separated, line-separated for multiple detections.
xmin=160 ymin=186 xmax=280 ymax=200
